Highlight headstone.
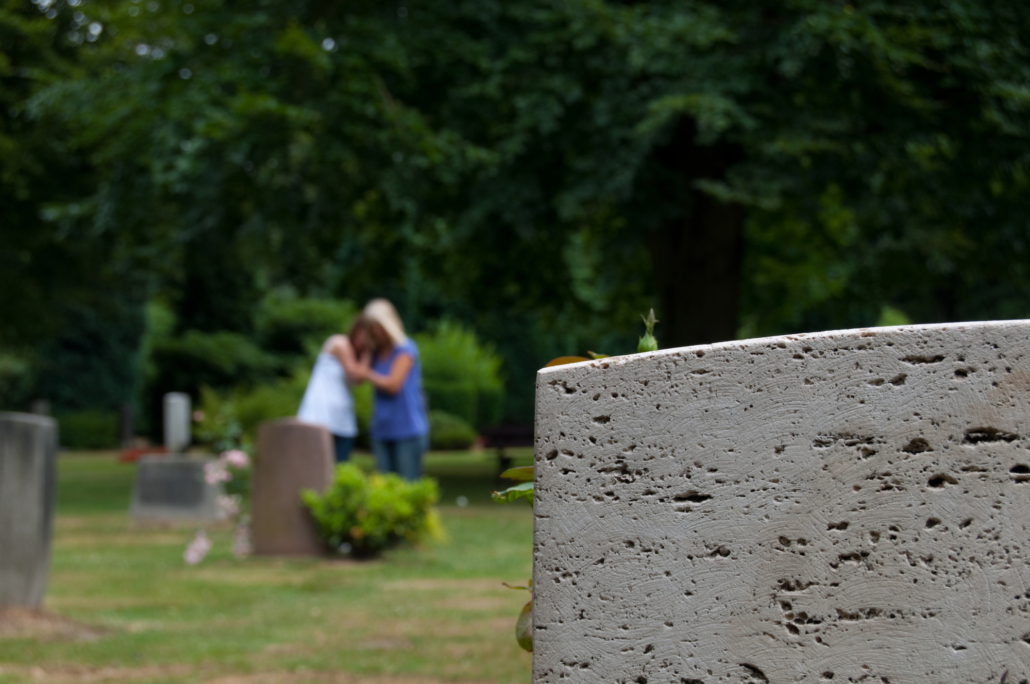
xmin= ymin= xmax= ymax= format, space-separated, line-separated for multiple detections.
xmin=0 ymin=412 xmax=57 ymax=608
xmin=252 ymin=419 xmax=333 ymax=556
xmin=119 ymin=402 xmax=134 ymax=449
xmin=130 ymin=455 xmax=225 ymax=522
xmin=163 ymin=392 xmax=191 ymax=453
xmin=533 ymin=321 xmax=1030 ymax=683
xmin=29 ymin=399 xmax=50 ymax=417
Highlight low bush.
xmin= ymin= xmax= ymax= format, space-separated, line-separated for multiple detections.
xmin=0 ymin=353 xmax=34 ymax=411
xmin=57 ymin=409 xmax=119 ymax=449
xmin=302 ymin=464 xmax=441 ymax=558
xmin=193 ymin=368 xmax=309 ymax=452
xmin=428 ymin=410 xmax=477 ymax=450
xmin=416 ymin=322 xmax=504 ymax=428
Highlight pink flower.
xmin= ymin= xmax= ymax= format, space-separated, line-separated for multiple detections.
xmin=184 ymin=530 xmax=211 ymax=565
xmin=222 ymin=449 xmax=250 ymax=469
xmin=204 ymin=460 xmax=231 ymax=485
xmin=217 ymin=494 xmax=241 ymax=518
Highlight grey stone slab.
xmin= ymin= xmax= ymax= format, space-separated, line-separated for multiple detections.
xmin=130 ymin=455 xmax=225 ymax=522
xmin=533 ymin=321 xmax=1030 ymax=684
xmin=252 ymin=419 xmax=333 ymax=556
xmin=0 ymin=412 xmax=57 ymax=608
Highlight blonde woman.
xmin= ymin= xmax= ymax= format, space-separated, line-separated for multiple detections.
xmin=361 ymin=298 xmax=429 ymax=480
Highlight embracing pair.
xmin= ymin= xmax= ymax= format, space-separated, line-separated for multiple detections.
xmin=297 ymin=299 xmax=429 ymax=480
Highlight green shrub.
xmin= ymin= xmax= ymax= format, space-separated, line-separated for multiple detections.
xmin=58 ymin=409 xmax=119 ymax=449
xmin=415 ymin=322 xmax=504 ymax=428
xmin=424 ymin=380 xmax=477 ymax=425
xmin=302 ymin=464 xmax=441 ymax=558
xmin=428 ymin=410 xmax=477 ymax=450
xmin=256 ymin=293 xmax=359 ymax=356
xmin=0 ymin=353 xmax=35 ymax=411
xmin=193 ymin=367 xmax=309 ymax=452
xmin=151 ymin=331 xmax=284 ymax=391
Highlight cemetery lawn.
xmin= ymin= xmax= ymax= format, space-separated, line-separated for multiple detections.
xmin=0 ymin=450 xmax=534 ymax=684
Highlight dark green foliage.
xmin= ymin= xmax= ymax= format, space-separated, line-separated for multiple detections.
xmin=256 ymin=294 xmax=359 ymax=357
xmin=57 ymin=409 xmax=119 ymax=449
xmin=0 ymin=353 xmax=35 ymax=411
xmin=428 ymin=410 xmax=477 ymax=451
xmin=11 ymin=0 xmax=1030 ymax=428
xmin=302 ymin=464 xmax=441 ymax=558
xmin=34 ymin=298 xmax=146 ymax=413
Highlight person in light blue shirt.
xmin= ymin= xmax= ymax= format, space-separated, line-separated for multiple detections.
xmin=360 ymin=298 xmax=429 ymax=481
xmin=298 ymin=318 xmax=372 ymax=463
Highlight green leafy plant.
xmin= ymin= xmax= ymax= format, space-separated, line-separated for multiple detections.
xmin=493 ymin=465 xmax=535 ymax=652
xmin=302 ymin=464 xmax=442 ymax=558
xmin=428 ymin=410 xmax=478 ymax=450
xmin=416 ymin=322 xmax=504 ymax=428
xmin=493 ymin=311 xmax=660 ymax=652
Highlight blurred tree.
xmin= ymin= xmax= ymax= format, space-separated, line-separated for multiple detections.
xmin=25 ymin=0 xmax=1030 ymax=419
xmin=0 ymin=0 xmax=97 ymax=346
xmin=389 ymin=1 xmax=1030 ymax=345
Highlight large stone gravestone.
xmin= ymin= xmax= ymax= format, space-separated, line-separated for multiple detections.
xmin=163 ymin=392 xmax=191 ymax=453
xmin=0 ymin=413 xmax=57 ymax=608
xmin=252 ymin=419 xmax=333 ymax=556
xmin=533 ymin=321 xmax=1030 ymax=683
xmin=130 ymin=455 xmax=225 ymax=522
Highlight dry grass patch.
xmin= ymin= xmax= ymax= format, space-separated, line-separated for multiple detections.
xmin=0 ymin=610 xmax=108 ymax=643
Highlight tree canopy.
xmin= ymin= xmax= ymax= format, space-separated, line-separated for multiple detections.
xmin=5 ymin=0 xmax=1030 ymax=420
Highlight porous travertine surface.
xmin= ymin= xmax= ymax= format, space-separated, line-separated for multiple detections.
xmin=533 ymin=322 xmax=1030 ymax=684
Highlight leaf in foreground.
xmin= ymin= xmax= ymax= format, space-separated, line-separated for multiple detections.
xmin=491 ymin=481 xmax=534 ymax=504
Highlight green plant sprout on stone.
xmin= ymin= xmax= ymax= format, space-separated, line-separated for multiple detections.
xmin=638 ymin=309 xmax=659 ymax=353
xmin=492 ymin=311 xmax=660 ymax=652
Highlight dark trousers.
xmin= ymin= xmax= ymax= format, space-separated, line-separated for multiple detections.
xmin=333 ymin=435 xmax=355 ymax=464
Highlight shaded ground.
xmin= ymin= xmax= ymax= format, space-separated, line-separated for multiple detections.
xmin=0 ymin=450 xmax=534 ymax=684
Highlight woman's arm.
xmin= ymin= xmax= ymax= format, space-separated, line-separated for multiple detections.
xmin=367 ymin=352 xmax=414 ymax=396
xmin=326 ymin=336 xmax=369 ymax=383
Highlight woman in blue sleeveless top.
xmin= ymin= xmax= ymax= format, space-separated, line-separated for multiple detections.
xmin=362 ymin=299 xmax=429 ymax=480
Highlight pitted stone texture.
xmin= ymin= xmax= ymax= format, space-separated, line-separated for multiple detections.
xmin=533 ymin=322 xmax=1030 ymax=684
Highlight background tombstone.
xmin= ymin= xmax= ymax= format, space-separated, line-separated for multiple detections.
xmin=130 ymin=455 xmax=225 ymax=522
xmin=163 ymin=392 xmax=190 ymax=453
xmin=252 ymin=419 xmax=333 ymax=556
xmin=0 ymin=412 xmax=57 ymax=608
xmin=534 ymin=321 xmax=1030 ymax=683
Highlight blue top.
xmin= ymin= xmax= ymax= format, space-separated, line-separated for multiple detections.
xmin=371 ymin=340 xmax=429 ymax=440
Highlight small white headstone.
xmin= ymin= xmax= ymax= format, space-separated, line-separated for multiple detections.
xmin=533 ymin=321 xmax=1030 ymax=683
xmin=163 ymin=392 xmax=191 ymax=453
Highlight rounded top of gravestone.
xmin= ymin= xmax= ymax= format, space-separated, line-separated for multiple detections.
xmin=536 ymin=319 xmax=1029 ymax=378
xmin=0 ymin=412 xmax=57 ymax=429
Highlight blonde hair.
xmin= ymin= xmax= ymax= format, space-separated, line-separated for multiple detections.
xmin=363 ymin=298 xmax=407 ymax=346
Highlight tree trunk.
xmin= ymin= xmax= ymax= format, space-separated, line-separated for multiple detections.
xmin=646 ymin=121 xmax=745 ymax=349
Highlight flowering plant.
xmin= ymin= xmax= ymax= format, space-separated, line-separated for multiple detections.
xmin=184 ymin=448 xmax=253 ymax=565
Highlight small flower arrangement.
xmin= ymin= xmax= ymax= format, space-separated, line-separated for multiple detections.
xmin=184 ymin=449 xmax=253 ymax=565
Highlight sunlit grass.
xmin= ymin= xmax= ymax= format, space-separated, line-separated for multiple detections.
xmin=0 ymin=449 xmax=534 ymax=683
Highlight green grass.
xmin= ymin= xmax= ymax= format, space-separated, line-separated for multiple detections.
xmin=0 ymin=449 xmax=535 ymax=683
